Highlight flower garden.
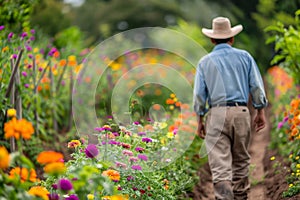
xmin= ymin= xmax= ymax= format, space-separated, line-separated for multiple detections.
xmin=0 ymin=2 xmax=300 ymax=200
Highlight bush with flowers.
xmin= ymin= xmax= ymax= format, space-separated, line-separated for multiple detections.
xmin=265 ymin=9 xmax=300 ymax=197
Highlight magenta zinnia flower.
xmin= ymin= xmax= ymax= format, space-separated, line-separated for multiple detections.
xmin=138 ymin=154 xmax=148 ymax=161
xmin=85 ymin=144 xmax=99 ymax=158
xmin=8 ymin=32 xmax=13 ymax=39
xmin=142 ymin=137 xmax=152 ymax=143
xmin=135 ymin=147 xmax=145 ymax=152
xmin=48 ymin=193 xmax=59 ymax=200
xmin=58 ymin=178 xmax=73 ymax=191
xmin=65 ymin=194 xmax=79 ymax=200
xmin=0 ymin=25 xmax=4 ymax=31
xmin=131 ymin=165 xmax=142 ymax=170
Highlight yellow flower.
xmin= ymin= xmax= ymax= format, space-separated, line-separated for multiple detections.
xmin=33 ymin=47 xmax=39 ymax=53
xmin=44 ymin=162 xmax=66 ymax=175
xmin=270 ymin=156 xmax=275 ymax=161
xmin=102 ymin=169 xmax=120 ymax=182
xmin=295 ymin=156 xmax=299 ymax=160
xmin=297 ymin=164 xmax=300 ymax=169
xmin=67 ymin=140 xmax=81 ymax=148
xmin=0 ymin=146 xmax=10 ymax=169
xmin=87 ymin=194 xmax=95 ymax=200
xmin=7 ymin=109 xmax=16 ymax=117
xmin=289 ymin=154 xmax=293 ymax=159
xmin=28 ymin=186 xmax=49 ymax=200
xmin=2 ymin=46 xmax=9 ymax=52
xmin=159 ymin=122 xmax=168 ymax=129
xmin=289 ymin=184 xmax=294 ymax=188
xmin=102 ymin=195 xmax=129 ymax=200
xmin=167 ymin=132 xmax=174 ymax=139
xmin=170 ymin=93 xmax=176 ymax=98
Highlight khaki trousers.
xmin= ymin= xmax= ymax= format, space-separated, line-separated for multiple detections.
xmin=205 ymin=106 xmax=251 ymax=200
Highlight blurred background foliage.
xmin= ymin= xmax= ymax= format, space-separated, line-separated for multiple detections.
xmin=1 ymin=0 xmax=300 ymax=72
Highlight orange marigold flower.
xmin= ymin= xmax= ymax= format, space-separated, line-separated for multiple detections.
xmin=28 ymin=186 xmax=49 ymax=200
xmin=0 ymin=146 xmax=10 ymax=169
xmin=4 ymin=117 xmax=34 ymax=140
xmin=9 ymin=167 xmax=38 ymax=182
xmin=44 ymin=162 xmax=66 ymax=175
xmin=166 ymin=98 xmax=174 ymax=105
xmin=102 ymin=169 xmax=120 ymax=182
xmin=59 ymin=59 xmax=67 ymax=67
xmin=37 ymin=151 xmax=64 ymax=165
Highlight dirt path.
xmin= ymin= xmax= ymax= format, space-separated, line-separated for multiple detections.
xmin=189 ymin=108 xmax=270 ymax=200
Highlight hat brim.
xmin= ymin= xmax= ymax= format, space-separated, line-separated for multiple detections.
xmin=202 ymin=25 xmax=243 ymax=39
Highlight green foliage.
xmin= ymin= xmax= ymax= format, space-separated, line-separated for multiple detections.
xmin=0 ymin=0 xmax=38 ymax=31
xmin=54 ymin=26 xmax=84 ymax=50
xmin=265 ymin=10 xmax=300 ymax=84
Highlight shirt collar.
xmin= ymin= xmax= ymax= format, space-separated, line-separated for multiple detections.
xmin=213 ymin=43 xmax=232 ymax=51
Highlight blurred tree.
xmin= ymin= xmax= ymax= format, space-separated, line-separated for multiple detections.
xmin=67 ymin=0 xmax=184 ymax=43
xmin=30 ymin=0 xmax=71 ymax=36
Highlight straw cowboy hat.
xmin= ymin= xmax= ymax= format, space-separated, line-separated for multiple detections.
xmin=202 ymin=17 xmax=243 ymax=39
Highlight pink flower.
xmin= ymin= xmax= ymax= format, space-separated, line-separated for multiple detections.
xmin=131 ymin=165 xmax=142 ymax=170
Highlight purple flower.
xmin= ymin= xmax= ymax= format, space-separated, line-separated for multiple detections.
xmin=112 ymin=132 xmax=120 ymax=137
xmin=8 ymin=32 xmax=13 ymax=39
xmin=65 ymin=194 xmax=79 ymax=200
xmin=133 ymin=121 xmax=140 ymax=125
xmin=108 ymin=140 xmax=119 ymax=145
xmin=118 ymin=185 xmax=122 ymax=190
xmin=38 ymin=67 xmax=43 ymax=72
xmin=48 ymin=193 xmax=59 ymax=200
xmin=26 ymin=45 xmax=32 ymax=51
xmin=48 ymin=47 xmax=57 ymax=56
xmin=40 ymin=48 xmax=45 ymax=54
xmin=24 ymin=84 xmax=29 ymax=88
xmin=142 ymin=137 xmax=152 ymax=143
xmin=127 ymin=176 xmax=134 ymax=181
xmin=85 ymin=144 xmax=99 ymax=158
xmin=20 ymin=32 xmax=28 ymax=39
xmin=131 ymin=165 xmax=142 ymax=170
xmin=11 ymin=54 xmax=17 ymax=59
xmin=29 ymin=36 xmax=35 ymax=41
xmin=28 ymin=54 xmax=33 ymax=59
xmin=138 ymin=132 xmax=146 ymax=136
xmin=277 ymin=121 xmax=284 ymax=129
xmin=30 ymin=29 xmax=35 ymax=34
xmin=138 ymin=154 xmax=148 ymax=161
xmin=21 ymin=71 xmax=27 ymax=77
xmin=52 ymin=183 xmax=58 ymax=189
xmin=173 ymin=128 xmax=178 ymax=135
xmin=0 ymin=25 xmax=4 ymax=31
xmin=135 ymin=147 xmax=145 ymax=152
xmin=58 ymin=178 xmax=73 ymax=191
xmin=122 ymin=150 xmax=133 ymax=156
xmin=283 ymin=116 xmax=289 ymax=122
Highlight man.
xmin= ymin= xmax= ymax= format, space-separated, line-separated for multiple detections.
xmin=193 ymin=17 xmax=268 ymax=200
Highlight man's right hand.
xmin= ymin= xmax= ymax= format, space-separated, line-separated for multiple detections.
xmin=197 ymin=120 xmax=206 ymax=139
xmin=254 ymin=109 xmax=266 ymax=132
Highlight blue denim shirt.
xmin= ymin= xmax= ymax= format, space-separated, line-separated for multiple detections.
xmin=193 ymin=43 xmax=268 ymax=116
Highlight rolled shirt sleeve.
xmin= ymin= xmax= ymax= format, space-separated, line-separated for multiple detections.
xmin=248 ymin=55 xmax=268 ymax=109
